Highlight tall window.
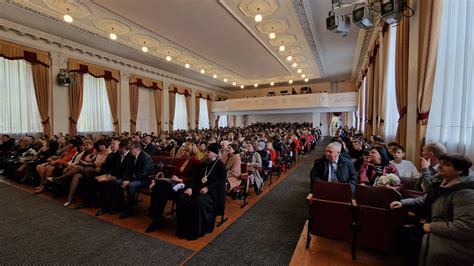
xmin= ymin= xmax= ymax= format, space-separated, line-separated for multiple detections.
xmin=426 ymin=0 xmax=474 ymax=160
xmin=198 ymin=98 xmax=209 ymax=129
xmin=173 ymin=93 xmax=188 ymax=130
xmin=0 ymin=58 xmax=42 ymax=134
xmin=383 ymin=27 xmax=399 ymax=142
xmin=78 ymin=74 xmax=113 ymax=133
xmin=218 ymin=115 xmax=228 ymax=128
xmin=137 ymin=87 xmax=156 ymax=133
xmin=360 ymin=76 xmax=367 ymax=134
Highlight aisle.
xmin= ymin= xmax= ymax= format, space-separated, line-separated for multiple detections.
xmin=185 ymin=139 xmax=330 ymax=265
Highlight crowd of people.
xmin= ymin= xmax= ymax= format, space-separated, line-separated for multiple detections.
xmin=0 ymin=122 xmax=322 ymax=241
xmin=310 ymin=127 xmax=474 ymax=265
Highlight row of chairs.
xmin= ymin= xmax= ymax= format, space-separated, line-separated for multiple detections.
xmin=306 ymin=181 xmax=417 ymax=259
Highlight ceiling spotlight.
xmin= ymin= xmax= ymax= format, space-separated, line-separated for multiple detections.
xmin=109 ymin=33 xmax=117 ymax=40
xmin=232 ymin=82 xmax=237 ymax=86
xmin=297 ymin=68 xmax=302 ymax=73
xmin=304 ymin=78 xmax=309 ymax=82
xmin=200 ymin=69 xmax=205 ymax=74
xmin=289 ymin=80 xmax=293 ymax=84
xmin=254 ymin=83 xmax=258 ymax=87
xmin=255 ymin=14 xmax=262 ymax=23
xmin=301 ymin=74 xmax=306 ymax=78
xmin=185 ymin=63 xmax=190 ymax=69
xmin=269 ymin=32 xmax=276 ymax=39
xmin=292 ymin=62 xmax=298 ymax=68
xmin=64 ymin=14 xmax=73 ymax=23
xmin=279 ymin=45 xmax=285 ymax=52
xmin=286 ymin=55 xmax=293 ymax=61
xmin=223 ymin=78 xmax=228 ymax=82
xmin=141 ymin=46 xmax=148 ymax=53
xmin=213 ymin=74 xmax=217 ymax=78
xmin=166 ymin=55 xmax=172 ymax=61
xmin=240 ymin=85 xmax=244 ymax=89
xmin=270 ymin=82 xmax=274 ymax=86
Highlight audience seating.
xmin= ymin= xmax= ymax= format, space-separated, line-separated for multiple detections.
xmin=306 ymin=181 xmax=356 ymax=259
xmin=354 ymin=185 xmax=403 ymax=252
xmin=399 ymin=177 xmax=418 ymax=190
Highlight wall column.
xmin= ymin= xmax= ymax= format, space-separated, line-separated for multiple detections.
xmin=191 ymin=89 xmax=196 ymax=129
xmin=50 ymin=51 xmax=68 ymax=134
xmin=320 ymin=112 xmax=329 ymax=136
xmin=119 ymin=71 xmax=130 ymax=133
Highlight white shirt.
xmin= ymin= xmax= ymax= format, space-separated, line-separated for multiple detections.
xmin=390 ymin=159 xmax=420 ymax=178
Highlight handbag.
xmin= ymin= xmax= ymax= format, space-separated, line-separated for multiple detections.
xmin=95 ymin=174 xmax=116 ymax=183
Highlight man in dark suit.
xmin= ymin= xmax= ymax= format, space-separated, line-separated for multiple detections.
xmin=310 ymin=142 xmax=358 ymax=195
xmin=143 ymin=135 xmax=157 ymax=156
xmin=117 ymin=141 xmax=154 ymax=219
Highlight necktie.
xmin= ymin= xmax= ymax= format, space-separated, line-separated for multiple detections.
xmin=330 ymin=162 xmax=338 ymax=183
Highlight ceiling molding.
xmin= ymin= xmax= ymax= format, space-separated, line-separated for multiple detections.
xmin=352 ymin=27 xmax=379 ymax=83
xmin=292 ymin=0 xmax=327 ymax=78
xmin=0 ymin=17 xmax=229 ymax=94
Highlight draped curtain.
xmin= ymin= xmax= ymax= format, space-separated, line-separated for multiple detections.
xmin=395 ymin=17 xmax=410 ymax=147
xmin=128 ymin=75 xmax=163 ymax=133
xmin=383 ymin=27 xmax=400 ymax=142
xmin=104 ymin=79 xmax=119 ymax=132
xmin=169 ymin=91 xmax=176 ymax=131
xmin=129 ymin=84 xmax=139 ymax=133
xmin=0 ymin=39 xmax=51 ymax=135
xmin=207 ymin=99 xmax=212 ymax=128
xmin=68 ymin=72 xmax=84 ymax=136
xmin=426 ymin=0 xmax=474 ymax=160
xmin=377 ymin=27 xmax=391 ymax=138
xmin=195 ymin=97 xmax=200 ymax=129
xmin=364 ymin=48 xmax=376 ymax=138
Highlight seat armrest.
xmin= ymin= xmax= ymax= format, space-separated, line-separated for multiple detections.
xmin=306 ymin=193 xmax=314 ymax=204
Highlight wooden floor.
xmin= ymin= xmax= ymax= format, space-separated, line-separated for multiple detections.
xmin=0 ymin=158 xmax=303 ymax=254
xmin=290 ymin=221 xmax=402 ymax=266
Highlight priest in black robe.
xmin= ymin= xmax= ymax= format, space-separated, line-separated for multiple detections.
xmin=175 ymin=143 xmax=227 ymax=240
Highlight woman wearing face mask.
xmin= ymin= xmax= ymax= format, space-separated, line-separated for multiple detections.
xmin=359 ymin=146 xmax=399 ymax=186
xmin=390 ymin=154 xmax=474 ymax=266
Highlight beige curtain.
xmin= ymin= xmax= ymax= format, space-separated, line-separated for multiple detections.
xmin=195 ymin=97 xmax=200 ymax=129
xmin=215 ymin=115 xmax=220 ymax=129
xmin=185 ymin=95 xmax=191 ymax=129
xmin=169 ymin=91 xmax=176 ymax=131
xmin=207 ymin=99 xmax=212 ymax=129
xmin=31 ymin=63 xmax=51 ymax=136
xmin=68 ymin=58 xmax=119 ymax=81
xmin=365 ymin=55 xmax=375 ymax=138
xmin=243 ymin=115 xmax=248 ymax=127
xmin=68 ymin=73 xmax=84 ymax=136
xmin=0 ymin=39 xmax=51 ymax=66
xmin=378 ymin=29 xmax=391 ymax=138
xmin=129 ymin=84 xmax=139 ymax=133
xmin=395 ymin=17 xmax=410 ymax=147
xmin=416 ymin=0 xmax=442 ymax=159
xmin=154 ymin=89 xmax=162 ymax=132
xmin=372 ymin=43 xmax=381 ymax=136
xmin=104 ymin=80 xmax=119 ymax=133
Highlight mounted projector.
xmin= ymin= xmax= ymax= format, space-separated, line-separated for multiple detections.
xmin=56 ymin=69 xmax=74 ymax=86
xmin=326 ymin=14 xmax=350 ymax=36
xmin=381 ymin=0 xmax=404 ymax=25
xmin=352 ymin=5 xmax=374 ymax=29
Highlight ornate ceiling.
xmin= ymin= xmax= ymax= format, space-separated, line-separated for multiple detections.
xmin=1 ymin=0 xmax=361 ymax=90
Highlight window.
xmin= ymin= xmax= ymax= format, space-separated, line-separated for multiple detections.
xmin=173 ymin=93 xmax=188 ymax=130
xmin=0 ymin=57 xmax=42 ymax=134
xmin=426 ymin=0 xmax=474 ymax=160
xmin=218 ymin=115 xmax=228 ymax=128
xmin=383 ymin=27 xmax=399 ymax=142
xmin=360 ymin=76 xmax=367 ymax=134
xmin=137 ymin=87 xmax=156 ymax=133
xmin=78 ymin=74 xmax=113 ymax=133
xmin=198 ymin=98 xmax=209 ymax=129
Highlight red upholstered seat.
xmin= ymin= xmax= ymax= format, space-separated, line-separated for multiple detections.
xmin=399 ymin=177 xmax=418 ymax=190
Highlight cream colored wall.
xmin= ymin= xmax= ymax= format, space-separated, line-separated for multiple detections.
xmin=1 ymin=20 xmax=228 ymax=135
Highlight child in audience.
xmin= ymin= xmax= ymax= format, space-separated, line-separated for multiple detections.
xmin=390 ymin=145 xmax=420 ymax=178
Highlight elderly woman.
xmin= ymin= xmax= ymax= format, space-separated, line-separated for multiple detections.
xmin=390 ymin=154 xmax=474 ymax=266
xmin=224 ymin=144 xmax=242 ymax=193
xmin=359 ymin=146 xmax=399 ymax=186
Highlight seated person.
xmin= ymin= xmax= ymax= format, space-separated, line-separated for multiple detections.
xmin=359 ymin=147 xmax=399 ymax=186
xmin=175 ymin=143 xmax=226 ymax=240
xmin=416 ymin=142 xmax=447 ymax=192
xmin=224 ymin=144 xmax=242 ymax=194
xmin=390 ymin=145 xmax=420 ymax=179
xmin=146 ymin=143 xmax=201 ymax=232
xmin=309 ymin=142 xmax=358 ymax=195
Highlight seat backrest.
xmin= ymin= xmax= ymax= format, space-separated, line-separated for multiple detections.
xmin=312 ymin=181 xmax=352 ymax=203
xmin=402 ymin=189 xmax=425 ymax=199
xmin=309 ymin=198 xmax=353 ymax=242
xmin=355 ymin=185 xmax=401 ymax=209
xmin=156 ymin=151 xmax=171 ymax=157
xmin=162 ymin=165 xmax=176 ymax=178
xmin=400 ymin=177 xmax=418 ymax=190
xmin=241 ymin=163 xmax=248 ymax=173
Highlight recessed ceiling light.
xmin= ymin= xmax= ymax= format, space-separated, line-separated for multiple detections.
xmin=269 ymin=32 xmax=276 ymax=39
xmin=141 ymin=46 xmax=148 ymax=53
xmin=64 ymin=14 xmax=73 ymax=23
xmin=301 ymin=74 xmax=306 ymax=78
xmin=279 ymin=45 xmax=285 ymax=52
xmin=109 ymin=33 xmax=117 ymax=40
xmin=232 ymin=82 xmax=237 ymax=86
xmin=166 ymin=55 xmax=172 ymax=61
xmin=289 ymin=80 xmax=293 ymax=84
xmin=213 ymin=74 xmax=217 ymax=78
xmin=292 ymin=62 xmax=298 ymax=68
xmin=255 ymin=14 xmax=262 ymax=22
xmin=254 ymin=84 xmax=258 ymax=87
xmin=240 ymin=85 xmax=244 ymax=89
xmin=286 ymin=55 xmax=293 ymax=61
xmin=224 ymin=78 xmax=228 ymax=82
xmin=297 ymin=69 xmax=302 ymax=73
xmin=270 ymin=82 xmax=274 ymax=86
xmin=185 ymin=63 xmax=190 ymax=68
xmin=304 ymin=78 xmax=309 ymax=82
xmin=200 ymin=69 xmax=205 ymax=74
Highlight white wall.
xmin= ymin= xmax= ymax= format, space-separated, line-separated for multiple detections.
xmin=247 ymin=113 xmax=313 ymax=124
